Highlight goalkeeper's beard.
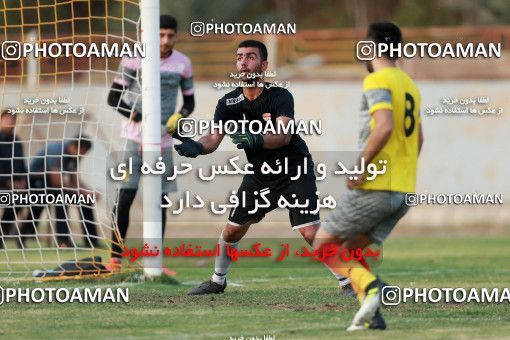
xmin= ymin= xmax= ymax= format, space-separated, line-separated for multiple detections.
xmin=241 ymin=64 xmax=264 ymax=85
xmin=242 ymin=76 xmax=263 ymax=86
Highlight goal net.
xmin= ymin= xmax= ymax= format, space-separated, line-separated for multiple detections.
xmin=0 ymin=0 xmax=144 ymax=281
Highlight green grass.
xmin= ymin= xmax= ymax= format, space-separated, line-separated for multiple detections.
xmin=1 ymin=236 xmax=510 ymax=339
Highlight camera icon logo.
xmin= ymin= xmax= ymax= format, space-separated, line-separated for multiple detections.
xmin=0 ymin=192 xmax=11 ymax=206
xmin=190 ymin=22 xmax=205 ymax=37
xmin=405 ymin=193 xmax=418 ymax=206
xmin=177 ymin=118 xmax=197 ymax=138
xmin=356 ymin=40 xmax=376 ymax=61
xmin=381 ymin=285 xmax=401 ymax=306
xmin=1 ymin=41 xmax=22 ymax=61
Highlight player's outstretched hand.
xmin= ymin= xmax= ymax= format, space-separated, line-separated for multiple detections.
xmin=230 ymin=131 xmax=264 ymax=149
xmin=172 ymin=132 xmax=204 ymax=158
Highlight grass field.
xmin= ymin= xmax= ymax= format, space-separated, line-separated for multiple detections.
xmin=1 ymin=236 xmax=510 ymax=339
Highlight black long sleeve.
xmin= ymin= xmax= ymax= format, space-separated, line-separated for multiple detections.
xmin=13 ymin=139 xmax=27 ymax=181
xmin=179 ymin=94 xmax=195 ymax=117
xmin=107 ymin=82 xmax=141 ymax=122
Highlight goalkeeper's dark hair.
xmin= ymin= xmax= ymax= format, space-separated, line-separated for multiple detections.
xmin=70 ymin=134 xmax=92 ymax=151
xmin=367 ymin=22 xmax=402 ymax=60
xmin=238 ymin=40 xmax=268 ymax=61
xmin=160 ymin=14 xmax=177 ymax=31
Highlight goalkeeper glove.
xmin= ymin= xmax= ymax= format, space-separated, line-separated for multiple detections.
xmin=231 ymin=131 xmax=264 ymax=149
xmin=165 ymin=112 xmax=183 ymax=134
xmin=172 ymin=133 xmax=204 ymax=158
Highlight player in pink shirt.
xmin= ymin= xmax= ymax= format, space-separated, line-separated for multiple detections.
xmin=106 ymin=14 xmax=194 ymax=270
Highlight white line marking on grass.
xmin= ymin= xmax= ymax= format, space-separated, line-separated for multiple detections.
xmin=203 ymin=323 xmax=343 ymax=338
xmin=73 ymin=282 xmax=142 ymax=290
xmin=182 ymin=279 xmax=274 ymax=287
xmin=247 ymin=278 xmax=271 ymax=283
xmin=384 ymin=269 xmax=467 ymax=276
xmin=383 ymin=268 xmax=503 ymax=276
xmin=181 ymin=281 xmax=202 ymax=286
xmin=181 ymin=280 xmax=245 ymax=287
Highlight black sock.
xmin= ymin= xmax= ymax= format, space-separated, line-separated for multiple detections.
xmin=161 ymin=194 xmax=167 ymax=238
xmin=111 ymin=188 xmax=137 ymax=257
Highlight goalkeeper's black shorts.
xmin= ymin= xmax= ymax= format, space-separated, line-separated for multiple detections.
xmin=227 ymin=170 xmax=320 ymax=230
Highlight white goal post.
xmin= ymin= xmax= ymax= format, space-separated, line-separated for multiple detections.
xmin=0 ymin=0 xmax=164 ymax=281
xmin=140 ymin=0 xmax=162 ymax=278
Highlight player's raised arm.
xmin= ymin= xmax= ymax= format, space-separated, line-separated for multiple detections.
xmin=107 ymin=57 xmax=141 ymax=122
xmin=179 ymin=94 xmax=195 ymax=117
xmin=173 ymin=95 xmax=228 ymax=157
xmin=166 ymin=55 xmax=196 ymax=134
xmin=107 ymin=83 xmax=138 ymax=120
xmin=165 ymin=94 xmax=195 ymax=134
xmin=178 ymin=56 xmax=195 ymax=117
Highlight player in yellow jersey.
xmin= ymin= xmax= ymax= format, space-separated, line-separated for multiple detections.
xmin=313 ymin=22 xmax=424 ymax=331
